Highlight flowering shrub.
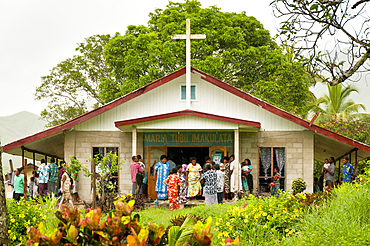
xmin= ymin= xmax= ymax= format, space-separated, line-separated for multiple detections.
xmin=291 ymin=178 xmax=307 ymax=194
xmin=214 ymin=193 xmax=303 ymax=243
xmin=7 ymin=198 xmax=45 ymax=245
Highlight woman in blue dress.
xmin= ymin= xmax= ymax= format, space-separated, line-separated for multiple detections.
xmin=153 ymin=155 xmax=170 ymax=201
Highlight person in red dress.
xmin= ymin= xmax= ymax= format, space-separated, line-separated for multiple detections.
xmin=164 ymin=167 xmax=181 ymax=211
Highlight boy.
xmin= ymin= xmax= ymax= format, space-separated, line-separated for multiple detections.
xmin=13 ymin=168 xmax=24 ymax=201
xmin=214 ymin=164 xmax=224 ymax=204
xmin=271 ymin=168 xmax=280 ymax=197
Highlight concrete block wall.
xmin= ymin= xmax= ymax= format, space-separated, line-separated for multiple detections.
xmin=240 ymin=131 xmax=314 ymax=193
xmin=64 ymin=130 xmax=133 ymax=201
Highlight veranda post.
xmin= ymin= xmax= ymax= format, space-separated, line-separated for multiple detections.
xmin=0 ymin=139 xmax=10 ymax=245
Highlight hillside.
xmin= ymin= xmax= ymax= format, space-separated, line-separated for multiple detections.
xmin=0 ymin=111 xmax=46 ymax=172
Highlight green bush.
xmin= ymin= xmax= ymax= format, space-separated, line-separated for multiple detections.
xmin=214 ymin=193 xmax=304 ymax=244
xmin=7 ymin=198 xmax=45 ymax=245
xmin=291 ymin=178 xmax=307 ymax=194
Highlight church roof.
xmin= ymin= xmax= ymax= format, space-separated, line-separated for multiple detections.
xmin=2 ymin=66 xmax=370 ymax=160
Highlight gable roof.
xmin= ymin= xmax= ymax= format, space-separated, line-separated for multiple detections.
xmin=2 ymin=66 xmax=370 ymax=156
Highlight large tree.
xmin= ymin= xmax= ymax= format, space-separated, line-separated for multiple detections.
xmin=37 ymin=0 xmax=312 ymax=126
xmin=271 ymin=0 xmax=370 ymax=86
xmin=35 ymin=34 xmax=113 ymax=128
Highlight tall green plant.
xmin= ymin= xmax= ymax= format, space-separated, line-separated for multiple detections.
xmin=314 ymin=84 xmax=367 ymax=121
xmin=83 ymin=152 xmax=123 ymax=208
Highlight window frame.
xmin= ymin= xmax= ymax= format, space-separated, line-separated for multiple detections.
xmin=180 ymin=84 xmax=197 ymax=101
xmin=257 ymin=146 xmax=286 ymax=192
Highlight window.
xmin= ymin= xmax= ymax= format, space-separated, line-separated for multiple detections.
xmin=92 ymin=147 xmax=119 ymax=192
xmin=181 ymin=85 xmax=196 ymax=100
xmin=258 ymin=147 xmax=285 ymax=192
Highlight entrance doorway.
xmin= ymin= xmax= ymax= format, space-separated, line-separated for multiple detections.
xmin=167 ymin=147 xmax=209 ymax=167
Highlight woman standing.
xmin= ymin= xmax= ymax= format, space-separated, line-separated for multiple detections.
xmin=201 ymin=164 xmax=218 ymax=205
xmin=186 ymin=157 xmax=202 ymax=203
xmin=153 ymin=155 xmax=170 ymax=201
xmin=223 ymin=156 xmax=231 ymax=200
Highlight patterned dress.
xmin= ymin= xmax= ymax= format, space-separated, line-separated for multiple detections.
xmin=155 ymin=162 xmax=170 ymax=199
xmin=223 ymin=162 xmax=231 ymax=194
xmin=177 ymin=172 xmax=188 ymax=204
xmin=164 ymin=174 xmax=181 ymax=211
xmin=186 ymin=163 xmax=202 ymax=198
xmin=201 ymin=170 xmax=218 ymax=205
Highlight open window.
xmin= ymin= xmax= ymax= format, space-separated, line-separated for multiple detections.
xmin=92 ymin=147 xmax=119 ymax=192
xmin=258 ymin=147 xmax=286 ymax=192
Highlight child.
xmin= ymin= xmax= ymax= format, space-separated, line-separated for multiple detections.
xmin=28 ymin=177 xmax=35 ymax=199
xmin=164 ymin=167 xmax=181 ymax=211
xmin=271 ymin=168 xmax=280 ymax=196
xmin=59 ymin=169 xmax=74 ymax=209
xmin=13 ymin=168 xmax=24 ymax=201
xmin=323 ymin=158 xmax=330 ymax=169
xmin=177 ymin=165 xmax=187 ymax=204
xmin=214 ymin=164 xmax=224 ymax=204
xmin=241 ymin=162 xmax=249 ymax=192
xmin=33 ymin=173 xmax=39 ymax=198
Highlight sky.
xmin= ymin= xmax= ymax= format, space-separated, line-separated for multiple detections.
xmin=0 ymin=0 xmax=369 ymax=118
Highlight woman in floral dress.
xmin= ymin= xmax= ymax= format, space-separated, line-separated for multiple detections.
xmin=164 ymin=167 xmax=181 ymax=210
xmin=223 ymin=156 xmax=231 ymax=200
xmin=186 ymin=157 xmax=202 ymax=202
xmin=177 ymin=164 xmax=188 ymax=204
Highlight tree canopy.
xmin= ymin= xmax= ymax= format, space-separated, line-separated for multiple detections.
xmin=36 ymin=0 xmax=312 ymax=127
xmin=271 ymin=0 xmax=370 ymax=86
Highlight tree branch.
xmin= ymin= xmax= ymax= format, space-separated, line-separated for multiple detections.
xmin=330 ymin=49 xmax=370 ymax=85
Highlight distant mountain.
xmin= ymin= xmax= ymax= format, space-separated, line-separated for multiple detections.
xmin=1 ymin=111 xmax=46 ymax=173
xmin=0 ymin=111 xmax=46 ymax=145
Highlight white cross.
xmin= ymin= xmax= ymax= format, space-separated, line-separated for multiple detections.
xmin=171 ymin=19 xmax=206 ymax=109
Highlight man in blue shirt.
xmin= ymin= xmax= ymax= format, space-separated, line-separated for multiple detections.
xmin=342 ymin=156 xmax=353 ymax=183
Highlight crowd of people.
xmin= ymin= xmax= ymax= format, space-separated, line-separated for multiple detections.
xmin=11 ymin=158 xmax=81 ymax=208
xmin=314 ymin=156 xmax=355 ymax=192
xmin=130 ymin=154 xmax=255 ymax=210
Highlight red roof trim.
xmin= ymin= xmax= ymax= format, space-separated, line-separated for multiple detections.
xmin=3 ymin=66 xmax=370 ymax=154
xmin=114 ymin=110 xmax=261 ymax=128
xmin=1 ymin=67 xmax=187 ymax=153
xmin=192 ymin=68 xmax=370 ymax=153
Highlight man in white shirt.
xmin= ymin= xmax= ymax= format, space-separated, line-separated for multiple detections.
xmin=229 ymin=154 xmax=243 ymax=201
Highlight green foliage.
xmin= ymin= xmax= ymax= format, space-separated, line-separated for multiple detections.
xmin=37 ymin=0 xmax=313 ymax=126
xmin=7 ymin=198 xmax=46 ymax=245
xmin=319 ymin=119 xmax=370 ymax=145
xmin=313 ymin=84 xmax=368 ymax=121
xmin=35 ymin=34 xmax=113 ymax=127
xmin=291 ymin=178 xmax=307 ymax=194
xmin=215 ymin=194 xmax=303 ymax=244
xmin=64 ymin=156 xmax=82 ymax=181
xmin=286 ymin=182 xmax=370 ymax=245
xmin=285 ymin=192 xmax=333 ymax=211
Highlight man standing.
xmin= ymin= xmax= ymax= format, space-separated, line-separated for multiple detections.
xmin=37 ymin=159 xmax=50 ymax=199
xmin=130 ymin=156 xmax=143 ymax=196
xmin=342 ymin=156 xmax=354 ymax=183
xmin=322 ymin=156 xmax=336 ymax=189
xmin=48 ymin=157 xmax=59 ymax=196
xmin=13 ymin=168 xmax=24 ymax=201
xmin=229 ymin=154 xmax=243 ymax=201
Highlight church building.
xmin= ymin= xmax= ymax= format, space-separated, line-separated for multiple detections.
xmin=3 ymin=66 xmax=370 ymax=200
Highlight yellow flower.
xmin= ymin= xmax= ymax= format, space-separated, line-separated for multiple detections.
xmin=285 ymin=229 xmax=289 ymax=232
xmin=267 ymin=216 xmax=271 ymax=220
xmin=263 ymin=212 xmax=267 ymax=216
xmin=33 ymin=217 xmax=36 ymax=221
xmin=12 ymin=235 xmax=16 ymax=241
xmin=8 ymin=230 xmax=11 ymax=234
xmin=226 ymin=222 xmax=230 ymax=227
xmin=11 ymin=218 xmax=15 ymax=223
